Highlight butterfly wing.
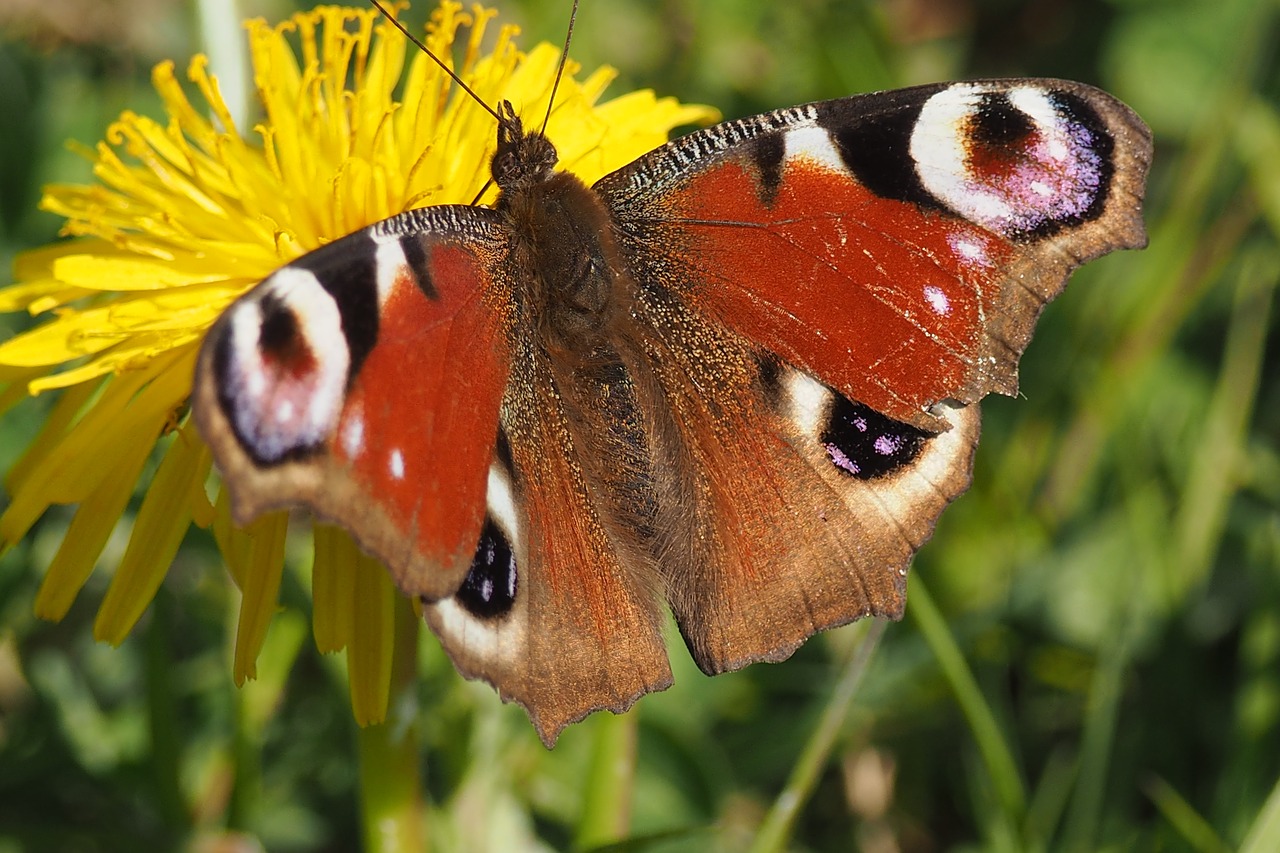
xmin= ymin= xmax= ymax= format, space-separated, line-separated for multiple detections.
xmin=197 ymin=198 xmax=674 ymax=742
xmin=193 ymin=207 xmax=515 ymax=600
xmin=594 ymin=79 xmax=1151 ymax=672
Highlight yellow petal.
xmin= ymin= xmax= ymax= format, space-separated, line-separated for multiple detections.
xmin=312 ymin=523 xmax=359 ymax=654
xmin=51 ymin=255 xmax=236 ymax=291
xmin=188 ymin=459 xmax=216 ymax=530
xmin=33 ymin=432 xmax=156 ymax=621
xmin=29 ymin=332 xmax=204 ymax=392
xmin=0 ymin=368 xmax=46 ymax=419
xmin=94 ymin=421 xmax=212 ymax=644
xmin=348 ymin=551 xmax=395 ymax=726
xmin=0 ymin=366 xmax=159 ymax=549
xmin=232 ymin=511 xmax=290 ymax=683
xmin=0 ymin=278 xmax=95 ymax=314
xmin=4 ymin=376 xmax=100 ymax=498
xmin=14 ymin=237 xmax=112 ymax=280
xmin=0 ymin=311 xmax=125 ymax=367
xmin=211 ymin=488 xmax=251 ymax=590
xmin=21 ymin=347 xmax=192 ymax=507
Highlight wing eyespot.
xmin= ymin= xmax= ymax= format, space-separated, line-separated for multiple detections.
xmin=820 ymin=395 xmax=931 ymax=480
xmin=456 ymin=516 xmax=518 ymax=619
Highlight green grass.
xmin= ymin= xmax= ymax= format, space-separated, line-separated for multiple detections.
xmin=1 ymin=0 xmax=1278 ymax=850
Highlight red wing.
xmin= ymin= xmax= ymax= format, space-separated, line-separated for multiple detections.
xmin=193 ymin=207 xmax=514 ymax=600
xmin=593 ymin=80 xmax=1150 ymax=672
xmin=597 ymin=79 xmax=1151 ymax=429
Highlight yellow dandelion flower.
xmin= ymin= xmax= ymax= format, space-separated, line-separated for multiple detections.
xmin=0 ymin=2 xmax=717 ymax=724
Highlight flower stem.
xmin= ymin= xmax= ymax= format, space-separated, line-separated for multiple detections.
xmin=750 ymin=619 xmax=885 ymax=853
xmin=357 ymin=595 xmax=424 ymax=853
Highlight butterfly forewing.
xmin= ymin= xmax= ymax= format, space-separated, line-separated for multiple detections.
xmin=597 ymin=79 xmax=1151 ymax=427
xmin=194 ymin=206 xmax=516 ymax=600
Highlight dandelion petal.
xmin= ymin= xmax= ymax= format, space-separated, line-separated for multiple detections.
xmin=232 ymin=511 xmax=289 ymax=683
xmin=313 ymin=524 xmax=360 ymax=654
xmin=94 ymin=423 xmax=212 ymax=645
xmin=348 ymin=552 xmax=396 ymax=726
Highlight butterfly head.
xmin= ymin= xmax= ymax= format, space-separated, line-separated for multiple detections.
xmin=492 ymin=100 xmax=559 ymax=194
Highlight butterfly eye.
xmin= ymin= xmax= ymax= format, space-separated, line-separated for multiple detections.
xmin=820 ymin=395 xmax=931 ymax=480
xmin=455 ymin=517 xmax=518 ymax=618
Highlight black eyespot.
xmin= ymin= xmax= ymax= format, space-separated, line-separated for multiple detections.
xmin=971 ymin=92 xmax=1035 ymax=147
xmin=258 ymin=293 xmax=300 ymax=355
xmin=456 ymin=518 xmax=517 ymax=619
xmin=290 ymin=233 xmax=380 ymax=376
xmin=821 ymin=394 xmax=930 ymax=479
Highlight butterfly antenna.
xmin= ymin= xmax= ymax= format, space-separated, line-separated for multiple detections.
xmin=369 ymin=0 xmax=501 ymax=122
xmin=540 ymin=0 xmax=580 ymax=135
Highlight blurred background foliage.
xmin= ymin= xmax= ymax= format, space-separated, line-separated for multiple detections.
xmin=1 ymin=0 xmax=1278 ymax=850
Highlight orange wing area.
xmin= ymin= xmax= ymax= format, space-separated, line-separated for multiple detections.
xmin=649 ymin=157 xmax=1010 ymax=429
xmin=327 ymin=241 xmax=513 ymax=599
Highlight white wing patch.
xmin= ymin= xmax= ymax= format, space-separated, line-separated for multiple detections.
xmin=781 ymin=368 xmax=831 ymax=437
xmin=910 ymin=83 xmax=1105 ymax=236
xmin=923 ymin=285 xmax=951 ymax=316
xmin=784 ymin=125 xmax=847 ymax=174
xmin=373 ymin=236 xmax=408 ymax=307
xmin=486 ymin=464 xmax=521 ymax=549
xmin=340 ymin=403 xmax=365 ymax=459
xmin=948 ymin=231 xmax=992 ymax=267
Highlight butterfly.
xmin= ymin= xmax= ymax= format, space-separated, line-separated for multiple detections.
xmin=191 ymin=10 xmax=1152 ymax=745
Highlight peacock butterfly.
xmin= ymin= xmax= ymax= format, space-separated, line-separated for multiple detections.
xmin=191 ymin=4 xmax=1152 ymax=745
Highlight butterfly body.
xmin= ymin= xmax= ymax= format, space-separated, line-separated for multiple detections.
xmin=194 ymin=78 xmax=1151 ymax=744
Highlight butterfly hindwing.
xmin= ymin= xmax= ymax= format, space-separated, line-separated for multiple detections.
xmin=620 ymin=281 xmax=981 ymax=673
xmin=423 ymin=329 xmax=672 ymax=744
xmin=193 ymin=207 xmax=515 ymax=600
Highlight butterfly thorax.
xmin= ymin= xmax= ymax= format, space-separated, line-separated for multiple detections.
xmin=493 ymin=104 xmax=622 ymax=354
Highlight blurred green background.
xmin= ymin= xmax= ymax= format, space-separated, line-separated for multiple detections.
xmin=1 ymin=0 xmax=1278 ymax=850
